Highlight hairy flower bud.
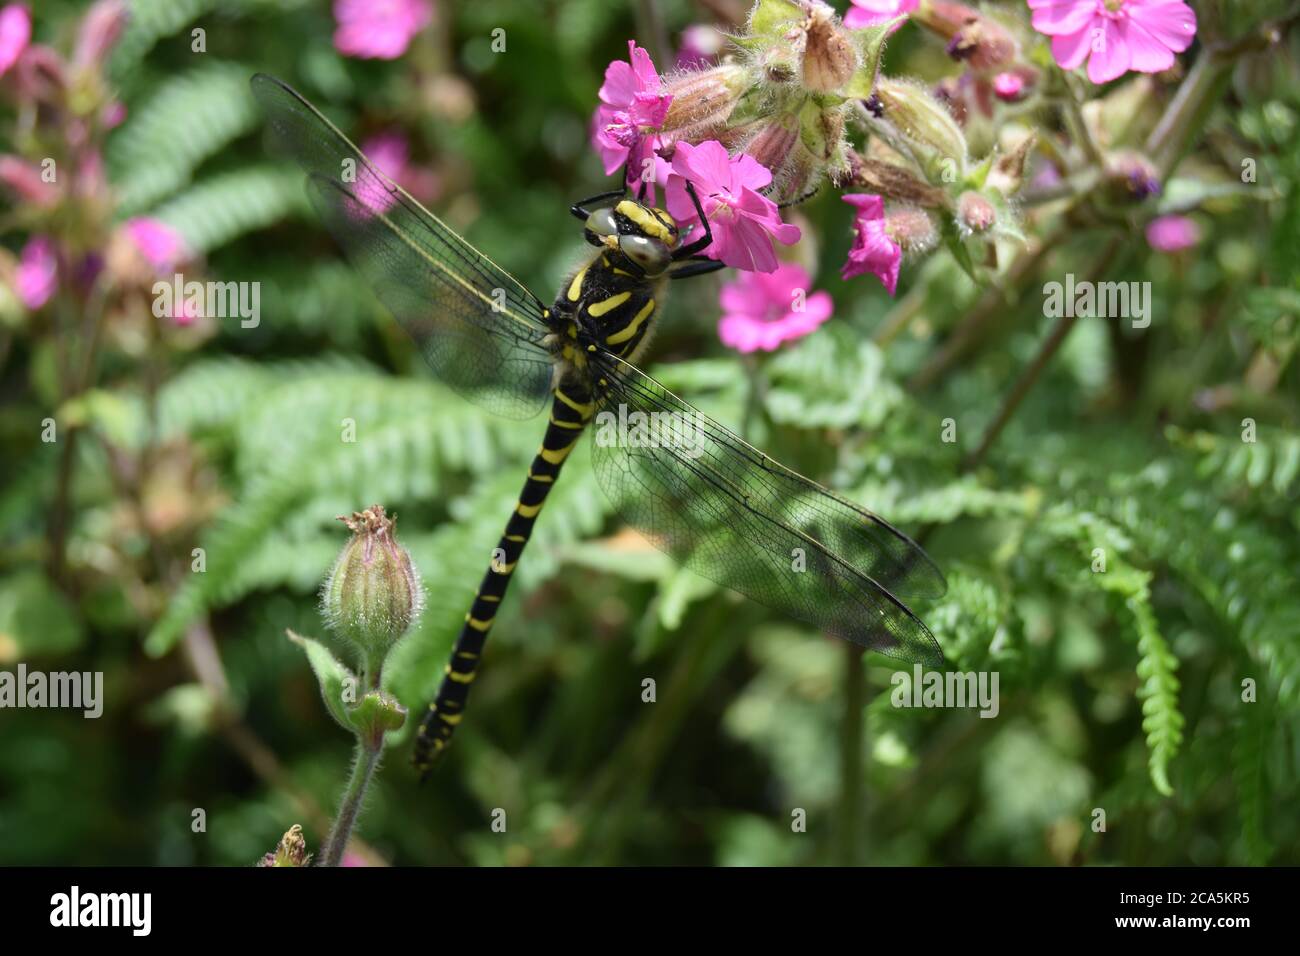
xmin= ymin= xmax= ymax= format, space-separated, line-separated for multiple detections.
xmin=74 ymin=0 xmax=128 ymax=70
xmin=919 ymin=2 xmax=1019 ymax=72
xmin=800 ymin=2 xmax=858 ymax=94
xmin=322 ymin=504 xmax=423 ymax=671
xmin=872 ymin=79 xmax=969 ymax=179
xmin=884 ymin=208 xmax=938 ymax=254
xmin=661 ymin=64 xmax=750 ymax=134
xmin=956 ymin=191 xmax=996 ymax=233
xmin=848 ymin=150 xmax=947 ymax=207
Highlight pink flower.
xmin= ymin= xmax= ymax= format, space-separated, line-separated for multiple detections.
xmin=841 ymin=194 xmax=901 ymax=295
xmin=1145 ymin=214 xmax=1199 ymax=252
xmin=665 ymin=140 xmax=801 ymax=274
xmin=361 ymin=131 xmax=440 ymax=205
xmin=16 ymin=235 xmax=57 ymax=309
xmin=333 ymin=0 xmax=433 ymax=60
xmin=0 ymin=3 xmax=31 ymax=77
xmin=1027 ymin=0 xmax=1197 ymax=84
xmin=845 ymin=0 xmax=919 ymax=30
xmin=718 ymin=263 xmax=834 ymax=353
xmin=992 ymin=71 xmax=1025 ymax=101
xmin=123 ymin=217 xmax=187 ymax=273
xmin=591 ymin=41 xmax=673 ymax=178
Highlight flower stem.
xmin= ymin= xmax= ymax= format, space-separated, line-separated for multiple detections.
xmin=320 ymin=742 xmax=382 ymax=867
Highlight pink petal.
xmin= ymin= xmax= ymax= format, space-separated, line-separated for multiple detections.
xmin=729 ymin=151 xmax=774 ymax=192
xmin=1028 ymin=0 xmax=1097 ymax=37
xmin=628 ymin=41 xmax=661 ymax=91
xmin=842 ymin=193 xmax=885 ymax=219
xmin=1122 ymin=16 xmax=1176 ymax=73
xmin=1087 ymin=18 xmax=1131 ymax=83
xmin=1050 ymin=28 xmax=1094 ymax=71
xmin=599 ymin=60 xmax=637 ymax=108
xmin=673 ymin=140 xmax=734 ymax=193
xmin=1129 ymin=0 xmax=1197 ymax=53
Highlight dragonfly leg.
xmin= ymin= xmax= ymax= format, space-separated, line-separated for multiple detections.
xmin=570 ymin=189 xmax=627 ymax=221
xmin=673 ymin=181 xmax=715 ymax=260
xmin=668 ymin=257 xmax=726 ymax=281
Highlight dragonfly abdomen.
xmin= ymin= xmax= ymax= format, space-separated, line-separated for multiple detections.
xmin=413 ymin=382 xmax=596 ymax=774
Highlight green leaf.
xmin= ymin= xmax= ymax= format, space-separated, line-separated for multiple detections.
xmin=286 ymin=629 xmax=355 ymax=731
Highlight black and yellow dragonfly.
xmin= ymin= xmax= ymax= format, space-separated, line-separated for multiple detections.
xmin=251 ymin=74 xmax=946 ymax=775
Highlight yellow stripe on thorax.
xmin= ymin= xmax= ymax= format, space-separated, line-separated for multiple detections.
xmin=587 ymin=291 xmax=631 ymax=317
xmin=606 ymin=298 xmax=656 ymax=345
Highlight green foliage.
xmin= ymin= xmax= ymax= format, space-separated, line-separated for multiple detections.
xmin=2 ymin=0 xmax=1297 ymax=868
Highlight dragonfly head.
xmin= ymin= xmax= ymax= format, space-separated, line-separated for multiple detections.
xmin=584 ymin=199 xmax=680 ymax=277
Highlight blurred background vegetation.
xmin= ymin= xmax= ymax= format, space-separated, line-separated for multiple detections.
xmin=1 ymin=0 xmax=1297 ymax=866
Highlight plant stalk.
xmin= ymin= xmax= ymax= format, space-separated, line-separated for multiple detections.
xmin=320 ymin=742 xmax=382 ymax=867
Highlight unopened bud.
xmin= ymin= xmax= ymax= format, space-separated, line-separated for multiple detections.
xmin=957 ymin=191 xmax=996 ymax=232
xmin=873 ymin=78 xmax=969 ymax=176
xmin=987 ymin=133 xmax=1035 ymax=196
xmin=745 ymin=113 xmax=799 ymax=175
xmin=943 ymin=19 xmax=1018 ymax=72
xmin=661 ymin=64 xmax=750 ymax=134
xmin=800 ymin=2 xmax=858 ymax=94
xmin=848 ymin=151 xmax=948 ymax=207
xmin=73 ymin=0 xmax=129 ymax=71
xmin=884 ymin=208 xmax=938 ymax=254
xmin=992 ymin=70 xmax=1033 ymax=103
xmin=322 ymin=504 xmax=424 ymax=669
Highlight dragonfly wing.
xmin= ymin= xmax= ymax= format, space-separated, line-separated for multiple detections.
xmin=251 ymin=73 xmax=554 ymax=419
xmin=589 ymin=354 xmax=946 ymax=665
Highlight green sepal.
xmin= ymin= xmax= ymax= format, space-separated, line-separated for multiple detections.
xmin=941 ymin=217 xmax=982 ymax=286
xmin=843 ymin=19 xmax=897 ymax=100
xmin=349 ymin=690 xmax=408 ymax=749
xmin=748 ymin=0 xmax=805 ymax=38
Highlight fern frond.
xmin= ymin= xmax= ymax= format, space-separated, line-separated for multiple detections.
xmin=109 ymin=62 xmax=261 ymax=216
xmin=150 ymin=166 xmax=307 ymax=255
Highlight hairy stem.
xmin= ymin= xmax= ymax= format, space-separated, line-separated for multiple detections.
xmin=321 ymin=742 xmax=382 ymax=867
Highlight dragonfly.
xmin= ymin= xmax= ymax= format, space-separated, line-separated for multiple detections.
xmin=251 ymin=73 xmax=946 ymax=775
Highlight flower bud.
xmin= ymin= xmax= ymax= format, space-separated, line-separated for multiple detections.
xmin=800 ymin=2 xmax=857 ymax=94
xmin=848 ymin=150 xmax=947 ymax=207
xmin=884 ymin=208 xmax=938 ymax=254
xmin=661 ymin=64 xmax=750 ymax=134
xmin=956 ymin=191 xmax=996 ymax=233
xmin=745 ymin=113 xmax=799 ymax=174
xmin=873 ymin=78 xmax=969 ymax=179
xmin=322 ymin=504 xmax=424 ymax=670
xmin=74 ymin=0 xmax=128 ymax=70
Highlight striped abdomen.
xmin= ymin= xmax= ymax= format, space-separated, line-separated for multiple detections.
xmin=413 ymin=382 xmax=596 ymax=774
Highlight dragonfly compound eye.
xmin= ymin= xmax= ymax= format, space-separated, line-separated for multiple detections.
xmin=585 ymin=206 xmax=619 ymax=238
xmin=618 ymin=234 xmax=670 ymax=275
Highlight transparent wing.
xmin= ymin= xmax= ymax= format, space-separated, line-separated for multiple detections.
xmin=589 ymin=353 xmax=946 ymax=665
xmin=251 ymin=73 xmax=554 ymax=419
